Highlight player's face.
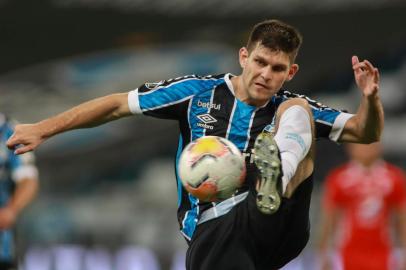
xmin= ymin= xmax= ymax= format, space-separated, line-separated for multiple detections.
xmin=238 ymin=43 xmax=298 ymax=106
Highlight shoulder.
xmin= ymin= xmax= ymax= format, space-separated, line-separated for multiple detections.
xmin=139 ymin=74 xmax=226 ymax=94
xmin=178 ymin=74 xmax=227 ymax=87
xmin=160 ymin=74 xmax=225 ymax=86
xmin=383 ymin=162 xmax=406 ymax=180
xmin=276 ymin=89 xmax=313 ymax=100
xmin=276 ymin=90 xmax=341 ymax=111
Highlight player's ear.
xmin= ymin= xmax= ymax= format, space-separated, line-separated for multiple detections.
xmin=239 ymin=47 xmax=249 ymax=68
xmin=286 ymin=64 xmax=299 ymax=81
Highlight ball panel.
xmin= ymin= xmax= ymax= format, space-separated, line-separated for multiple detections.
xmin=178 ymin=136 xmax=246 ymax=202
xmin=184 ymin=180 xmax=218 ymax=202
xmin=189 ymin=136 xmax=226 ymax=156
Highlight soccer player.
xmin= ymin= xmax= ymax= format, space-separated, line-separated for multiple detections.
xmin=6 ymin=19 xmax=383 ymax=270
xmin=0 ymin=113 xmax=39 ymax=270
xmin=318 ymin=142 xmax=406 ymax=270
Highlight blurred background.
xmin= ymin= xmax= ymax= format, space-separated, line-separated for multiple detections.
xmin=0 ymin=0 xmax=405 ymax=269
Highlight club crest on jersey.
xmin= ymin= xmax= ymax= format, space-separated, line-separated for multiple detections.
xmin=145 ymin=80 xmax=165 ymax=90
xmin=196 ymin=114 xmax=217 ymax=130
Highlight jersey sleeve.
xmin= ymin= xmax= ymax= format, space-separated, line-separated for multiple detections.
xmin=127 ymin=75 xmax=225 ymax=120
xmin=4 ymin=122 xmax=39 ymax=183
xmin=277 ymin=91 xmax=354 ymax=142
xmin=308 ymin=99 xmax=354 ymax=142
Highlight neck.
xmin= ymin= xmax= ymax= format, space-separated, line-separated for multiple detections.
xmin=231 ymin=75 xmax=268 ymax=107
xmin=354 ymin=158 xmax=381 ymax=168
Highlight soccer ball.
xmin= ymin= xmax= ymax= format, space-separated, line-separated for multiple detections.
xmin=178 ymin=136 xmax=246 ymax=202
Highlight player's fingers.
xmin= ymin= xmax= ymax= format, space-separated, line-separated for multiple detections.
xmin=351 ymin=55 xmax=359 ymax=66
xmin=6 ymin=135 xmax=20 ymax=150
xmin=364 ymin=60 xmax=375 ymax=72
xmin=14 ymin=144 xmax=34 ymax=155
xmin=352 ymin=62 xmax=367 ymax=73
xmin=374 ymin=68 xmax=380 ymax=84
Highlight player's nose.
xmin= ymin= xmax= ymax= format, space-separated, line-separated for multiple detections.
xmin=260 ymin=66 xmax=273 ymax=81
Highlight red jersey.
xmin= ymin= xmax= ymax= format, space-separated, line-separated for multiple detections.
xmin=323 ymin=161 xmax=406 ymax=270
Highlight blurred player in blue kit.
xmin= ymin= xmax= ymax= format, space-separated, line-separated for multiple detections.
xmin=0 ymin=113 xmax=39 ymax=270
xmin=6 ymin=20 xmax=383 ymax=269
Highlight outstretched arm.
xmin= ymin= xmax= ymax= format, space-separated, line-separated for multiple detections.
xmin=7 ymin=93 xmax=131 ymax=154
xmin=339 ymin=56 xmax=384 ymax=143
xmin=394 ymin=206 xmax=406 ymax=270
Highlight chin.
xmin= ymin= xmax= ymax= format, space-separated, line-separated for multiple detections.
xmin=247 ymin=87 xmax=272 ymax=104
xmin=250 ymin=95 xmax=270 ymax=106
xmin=255 ymin=91 xmax=272 ymax=101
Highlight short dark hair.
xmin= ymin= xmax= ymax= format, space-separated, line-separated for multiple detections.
xmin=247 ymin=19 xmax=303 ymax=62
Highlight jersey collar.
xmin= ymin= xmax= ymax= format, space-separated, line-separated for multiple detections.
xmin=224 ymin=73 xmax=271 ymax=109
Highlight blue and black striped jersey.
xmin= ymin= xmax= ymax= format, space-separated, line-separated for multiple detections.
xmin=128 ymin=73 xmax=353 ymax=240
xmin=0 ymin=113 xmax=39 ymax=262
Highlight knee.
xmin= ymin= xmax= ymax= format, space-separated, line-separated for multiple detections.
xmin=278 ymin=98 xmax=312 ymax=116
xmin=275 ymin=98 xmax=315 ymax=135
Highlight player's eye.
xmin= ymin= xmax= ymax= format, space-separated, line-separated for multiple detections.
xmin=272 ymin=65 xmax=287 ymax=72
xmin=255 ymin=58 xmax=267 ymax=67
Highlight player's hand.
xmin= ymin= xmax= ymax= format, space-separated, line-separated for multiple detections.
xmin=398 ymin=254 xmax=406 ymax=270
xmin=6 ymin=123 xmax=45 ymax=155
xmin=321 ymin=261 xmax=332 ymax=270
xmin=0 ymin=207 xmax=17 ymax=229
xmin=352 ymin=55 xmax=380 ymax=98
xmin=318 ymin=256 xmax=333 ymax=270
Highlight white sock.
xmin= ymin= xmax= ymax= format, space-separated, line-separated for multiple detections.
xmin=274 ymin=105 xmax=312 ymax=193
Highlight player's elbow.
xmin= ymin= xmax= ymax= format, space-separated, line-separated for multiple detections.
xmin=109 ymin=93 xmax=132 ymax=120
xmin=357 ymin=128 xmax=382 ymax=144
xmin=361 ymin=137 xmax=380 ymax=144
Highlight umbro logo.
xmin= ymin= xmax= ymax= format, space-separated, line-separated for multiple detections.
xmin=196 ymin=114 xmax=217 ymax=130
xmin=196 ymin=114 xmax=217 ymax=124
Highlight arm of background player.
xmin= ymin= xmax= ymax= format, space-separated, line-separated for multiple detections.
xmin=338 ymin=56 xmax=384 ymax=143
xmin=0 ymin=177 xmax=39 ymax=229
xmin=317 ymin=174 xmax=342 ymax=270
xmin=6 ymin=93 xmax=131 ymax=155
xmin=393 ymin=205 xmax=406 ymax=270
xmin=317 ymin=205 xmax=340 ymax=270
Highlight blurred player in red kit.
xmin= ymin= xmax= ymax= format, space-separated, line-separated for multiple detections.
xmin=318 ymin=142 xmax=406 ymax=270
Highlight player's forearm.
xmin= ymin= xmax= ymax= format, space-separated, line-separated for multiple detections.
xmin=7 ymin=178 xmax=39 ymax=215
xmin=317 ymin=218 xmax=333 ymax=270
xmin=7 ymin=94 xmax=131 ymax=154
xmin=343 ymin=94 xmax=384 ymax=143
xmin=317 ymin=207 xmax=339 ymax=253
xmin=38 ymin=93 xmax=131 ymax=138
xmin=317 ymin=221 xmax=332 ymax=253
xmin=396 ymin=207 xmax=406 ymax=255
xmin=354 ymin=94 xmax=384 ymax=143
